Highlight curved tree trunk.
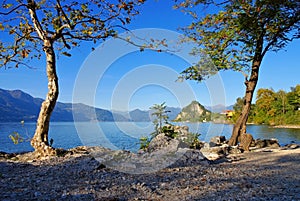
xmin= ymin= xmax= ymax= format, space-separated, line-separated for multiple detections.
xmin=228 ymin=59 xmax=261 ymax=146
xmin=30 ymin=39 xmax=59 ymax=157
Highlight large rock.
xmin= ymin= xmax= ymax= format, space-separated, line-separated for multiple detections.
xmin=174 ymin=125 xmax=189 ymax=141
xmin=201 ymin=143 xmax=230 ymax=160
xmin=168 ymin=148 xmax=209 ymax=168
xmin=147 ymin=133 xmax=189 ymax=153
xmin=200 ymin=136 xmax=243 ymax=160
xmin=254 ymin=139 xmax=280 ymax=149
xmin=210 ymin=136 xmax=226 ymax=145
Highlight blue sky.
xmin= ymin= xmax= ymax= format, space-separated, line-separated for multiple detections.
xmin=0 ymin=0 xmax=299 ymax=111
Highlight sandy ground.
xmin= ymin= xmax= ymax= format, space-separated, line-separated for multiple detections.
xmin=0 ymin=146 xmax=300 ymax=201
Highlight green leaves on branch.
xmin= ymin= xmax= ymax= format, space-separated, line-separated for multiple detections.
xmin=150 ymin=102 xmax=170 ymax=137
xmin=0 ymin=0 xmax=145 ymax=68
xmin=178 ymin=0 xmax=300 ymax=82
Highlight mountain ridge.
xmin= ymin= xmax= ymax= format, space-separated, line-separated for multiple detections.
xmin=0 ymin=88 xmax=181 ymax=122
xmin=0 ymin=88 xmax=232 ymax=122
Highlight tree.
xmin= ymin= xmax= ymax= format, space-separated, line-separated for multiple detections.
xmin=0 ymin=0 xmax=144 ymax=156
xmin=150 ymin=102 xmax=170 ymax=137
xmin=253 ymin=86 xmax=300 ymax=125
xmin=176 ymin=0 xmax=300 ymax=145
xmin=287 ymin=85 xmax=300 ymax=111
xmin=255 ymin=88 xmax=277 ymax=124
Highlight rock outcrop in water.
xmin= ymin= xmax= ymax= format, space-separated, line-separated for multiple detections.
xmin=173 ymin=101 xmax=211 ymax=122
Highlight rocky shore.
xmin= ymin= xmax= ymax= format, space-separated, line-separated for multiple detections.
xmin=1 ymin=142 xmax=300 ymax=201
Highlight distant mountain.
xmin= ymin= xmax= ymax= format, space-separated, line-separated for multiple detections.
xmin=174 ymin=100 xmax=212 ymax=122
xmin=0 ymin=89 xmax=115 ymax=122
xmin=0 ymin=89 xmax=42 ymax=122
xmin=112 ymin=106 xmax=181 ymax=122
xmin=0 ymin=88 xmax=181 ymax=122
xmin=70 ymin=103 xmax=114 ymax=122
xmin=129 ymin=109 xmax=151 ymax=122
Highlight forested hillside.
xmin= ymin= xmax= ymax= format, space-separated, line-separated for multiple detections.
xmin=232 ymin=85 xmax=300 ymax=125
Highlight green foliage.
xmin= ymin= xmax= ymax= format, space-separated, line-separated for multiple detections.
xmin=139 ymin=136 xmax=150 ymax=151
xmin=182 ymin=132 xmax=202 ymax=149
xmin=233 ymin=84 xmax=300 ymax=125
xmin=174 ymin=100 xmax=211 ymax=122
xmin=8 ymin=120 xmax=31 ymax=145
xmin=161 ymin=125 xmax=178 ymax=139
xmin=9 ymin=132 xmax=24 ymax=144
xmin=210 ymin=112 xmax=226 ymax=123
xmin=178 ymin=0 xmax=300 ymax=82
xmin=150 ymin=102 xmax=170 ymax=137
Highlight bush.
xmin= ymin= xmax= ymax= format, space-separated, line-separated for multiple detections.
xmin=139 ymin=136 xmax=151 ymax=151
xmin=161 ymin=125 xmax=178 ymax=139
xmin=182 ymin=132 xmax=202 ymax=149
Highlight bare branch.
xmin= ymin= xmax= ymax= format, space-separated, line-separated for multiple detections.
xmin=55 ymin=0 xmax=74 ymax=29
xmin=0 ymin=3 xmax=26 ymax=15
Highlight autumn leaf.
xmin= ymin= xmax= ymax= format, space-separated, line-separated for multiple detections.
xmin=3 ymin=4 xmax=13 ymax=9
xmin=21 ymin=49 xmax=29 ymax=58
xmin=62 ymin=52 xmax=71 ymax=57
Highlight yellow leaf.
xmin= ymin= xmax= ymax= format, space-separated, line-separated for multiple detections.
xmin=3 ymin=4 xmax=13 ymax=9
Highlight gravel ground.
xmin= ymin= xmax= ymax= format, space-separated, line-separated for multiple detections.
xmin=0 ymin=146 xmax=299 ymax=201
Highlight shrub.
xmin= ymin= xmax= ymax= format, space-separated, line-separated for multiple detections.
xmin=139 ymin=136 xmax=151 ymax=151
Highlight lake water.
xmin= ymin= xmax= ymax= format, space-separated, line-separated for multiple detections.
xmin=0 ymin=122 xmax=299 ymax=153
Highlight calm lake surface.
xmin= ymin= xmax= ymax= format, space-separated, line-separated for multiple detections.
xmin=0 ymin=122 xmax=299 ymax=153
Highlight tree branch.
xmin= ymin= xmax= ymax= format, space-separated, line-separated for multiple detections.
xmin=0 ymin=3 xmax=26 ymax=15
xmin=55 ymin=0 xmax=74 ymax=30
xmin=27 ymin=0 xmax=47 ymax=41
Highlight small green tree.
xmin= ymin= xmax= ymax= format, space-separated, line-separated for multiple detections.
xmin=176 ymin=0 xmax=300 ymax=145
xmin=0 ymin=0 xmax=144 ymax=156
xmin=150 ymin=102 xmax=170 ymax=137
xmin=9 ymin=132 xmax=24 ymax=145
xmin=9 ymin=120 xmax=31 ymax=144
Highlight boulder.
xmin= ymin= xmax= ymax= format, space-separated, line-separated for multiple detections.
xmin=210 ymin=136 xmax=226 ymax=145
xmin=283 ymin=143 xmax=299 ymax=149
xmin=201 ymin=144 xmax=230 ymax=160
xmin=228 ymin=146 xmax=242 ymax=154
xmin=168 ymin=148 xmax=209 ymax=168
xmin=147 ymin=133 xmax=189 ymax=153
xmin=255 ymin=139 xmax=280 ymax=149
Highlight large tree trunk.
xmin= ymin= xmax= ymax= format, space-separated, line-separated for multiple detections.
xmin=30 ymin=39 xmax=59 ymax=157
xmin=228 ymin=59 xmax=261 ymax=146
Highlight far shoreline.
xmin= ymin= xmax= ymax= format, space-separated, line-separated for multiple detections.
xmin=272 ymin=125 xmax=300 ymax=129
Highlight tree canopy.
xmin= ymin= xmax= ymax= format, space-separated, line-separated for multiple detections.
xmin=0 ymin=0 xmax=144 ymax=68
xmin=178 ymin=0 xmax=300 ymax=81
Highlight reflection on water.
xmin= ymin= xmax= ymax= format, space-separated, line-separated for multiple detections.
xmin=0 ymin=122 xmax=299 ymax=153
